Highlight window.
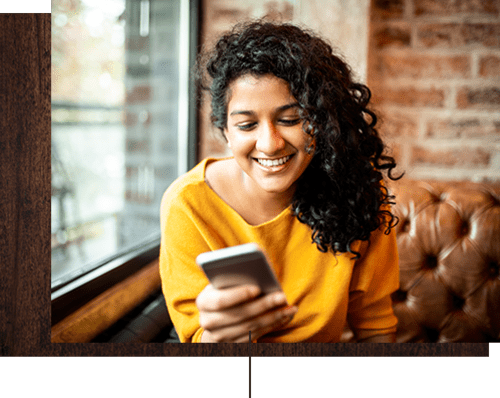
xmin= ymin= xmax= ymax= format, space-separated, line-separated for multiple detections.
xmin=51 ymin=0 xmax=198 ymax=311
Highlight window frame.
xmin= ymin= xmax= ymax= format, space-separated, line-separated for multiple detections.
xmin=51 ymin=0 xmax=201 ymax=326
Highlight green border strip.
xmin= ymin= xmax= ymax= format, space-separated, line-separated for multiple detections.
xmin=0 ymin=0 xmax=51 ymax=12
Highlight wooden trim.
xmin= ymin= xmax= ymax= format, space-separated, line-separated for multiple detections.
xmin=51 ymin=241 xmax=161 ymax=326
xmin=51 ymin=259 xmax=161 ymax=343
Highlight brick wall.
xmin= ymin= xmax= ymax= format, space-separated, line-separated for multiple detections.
xmin=198 ymin=0 xmax=500 ymax=182
xmin=368 ymin=0 xmax=500 ymax=181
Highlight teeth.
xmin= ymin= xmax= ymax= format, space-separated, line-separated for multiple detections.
xmin=256 ymin=155 xmax=291 ymax=167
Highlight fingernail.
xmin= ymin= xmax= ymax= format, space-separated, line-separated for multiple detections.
xmin=283 ymin=306 xmax=297 ymax=316
xmin=280 ymin=312 xmax=295 ymax=325
xmin=249 ymin=285 xmax=261 ymax=296
xmin=274 ymin=292 xmax=287 ymax=306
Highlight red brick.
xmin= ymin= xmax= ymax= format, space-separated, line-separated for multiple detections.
xmin=125 ymin=37 xmax=149 ymax=51
xmin=125 ymin=166 xmax=138 ymax=178
xmin=125 ymin=190 xmax=153 ymax=204
xmin=126 ymin=85 xmax=151 ymax=104
xmin=464 ymin=120 xmax=500 ymax=139
xmin=123 ymin=112 xmax=137 ymax=127
xmin=372 ymin=0 xmax=405 ymax=19
xmin=426 ymin=118 xmax=482 ymax=138
xmin=414 ymin=0 xmax=500 ymax=16
xmin=417 ymin=23 xmax=500 ymax=48
xmin=463 ymin=24 xmax=500 ymax=47
xmin=126 ymin=139 xmax=150 ymax=153
xmin=372 ymin=23 xmax=411 ymax=48
xmin=385 ymin=142 xmax=405 ymax=175
xmin=387 ymin=142 xmax=402 ymax=161
xmin=208 ymin=5 xmax=250 ymax=24
xmin=411 ymin=146 xmax=491 ymax=167
xmin=376 ymin=54 xmax=471 ymax=79
xmin=457 ymin=87 xmax=500 ymax=108
xmin=379 ymin=111 xmax=419 ymax=138
xmin=417 ymin=24 xmax=458 ymax=47
xmin=264 ymin=1 xmax=294 ymax=21
xmin=373 ymin=86 xmax=446 ymax=107
xmin=479 ymin=55 xmax=500 ymax=77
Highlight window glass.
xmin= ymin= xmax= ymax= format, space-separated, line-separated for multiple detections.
xmin=51 ymin=0 xmax=192 ymax=288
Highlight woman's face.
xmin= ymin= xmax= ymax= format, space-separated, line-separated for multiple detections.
xmin=224 ymin=73 xmax=315 ymax=198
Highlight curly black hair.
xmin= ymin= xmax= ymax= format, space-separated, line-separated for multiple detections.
xmin=196 ymin=20 xmax=401 ymax=258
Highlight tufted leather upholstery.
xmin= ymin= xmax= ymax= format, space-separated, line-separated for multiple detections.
xmin=385 ymin=179 xmax=500 ymax=342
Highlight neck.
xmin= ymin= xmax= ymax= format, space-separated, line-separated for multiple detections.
xmin=241 ymin=171 xmax=295 ymax=216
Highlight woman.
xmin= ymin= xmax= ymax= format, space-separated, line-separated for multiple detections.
xmin=160 ymin=21 xmax=401 ymax=343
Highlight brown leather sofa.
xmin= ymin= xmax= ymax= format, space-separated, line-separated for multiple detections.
xmin=344 ymin=178 xmax=500 ymax=343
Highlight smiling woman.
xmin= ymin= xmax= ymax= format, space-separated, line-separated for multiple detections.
xmin=206 ymin=74 xmax=316 ymax=224
xmin=159 ymin=20 xmax=402 ymax=343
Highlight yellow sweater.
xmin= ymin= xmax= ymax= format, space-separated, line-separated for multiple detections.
xmin=160 ymin=158 xmax=399 ymax=343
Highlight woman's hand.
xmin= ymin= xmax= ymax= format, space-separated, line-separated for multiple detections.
xmin=196 ymin=284 xmax=297 ymax=343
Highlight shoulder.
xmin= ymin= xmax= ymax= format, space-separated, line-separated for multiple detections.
xmin=205 ymin=157 xmax=238 ymax=192
xmin=160 ymin=157 xmax=235 ymax=217
xmin=160 ymin=159 xmax=210 ymax=216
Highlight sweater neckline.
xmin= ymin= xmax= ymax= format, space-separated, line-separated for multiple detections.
xmin=199 ymin=157 xmax=293 ymax=229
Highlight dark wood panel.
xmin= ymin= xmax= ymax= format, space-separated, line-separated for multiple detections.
xmin=0 ymin=13 xmax=489 ymax=357
xmin=0 ymin=13 xmax=52 ymax=356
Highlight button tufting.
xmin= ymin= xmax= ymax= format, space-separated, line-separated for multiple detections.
xmin=401 ymin=219 xmax=410 ymax=233
xmin=452 ymin=295 xmax=465 ymax=310
xmin=488 ymin=193 xmax=500 ymax=207
xmin=350 ymin=179 xmax=500 ymax=342
xmin=430 ymin=194 xmax=441 ymax=203
xmin=425 ymin=255 xmax=438 ymax=270
xmin=425 ymin=328 xmax=439 ymax=342
xmin=489 ymin=262 xmax=499 ymax=278
xmin=392 ymin=289 xmax=407 ymax=303
xmin=460 ymin=220 xmax=469 ymax=236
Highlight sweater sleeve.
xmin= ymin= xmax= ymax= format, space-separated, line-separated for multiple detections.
xmin=159 ymin=184 xmax=210 ymax=343
xmin=346 ymin=221 xmax=400 ymax=337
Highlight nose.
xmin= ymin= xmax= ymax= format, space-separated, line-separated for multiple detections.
xmin=255 ymin=121 xmax=286 ymax=154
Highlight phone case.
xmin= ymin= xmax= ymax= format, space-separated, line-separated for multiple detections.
xmin=196 ymin=243 xmax=282 ymax=294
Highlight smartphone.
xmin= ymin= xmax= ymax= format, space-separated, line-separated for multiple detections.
xmin=196 ymin=243 xmax=283 ymax=294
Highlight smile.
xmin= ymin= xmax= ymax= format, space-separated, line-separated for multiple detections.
xmin=255 ymin=155 xmax=292 ymax=167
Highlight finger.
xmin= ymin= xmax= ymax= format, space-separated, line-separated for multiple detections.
xmin=199 ymin=290 xmax=288 ymax=331
xmin=206 ymin=305 xmax=298 ymax=343
xmin=196 ymin=283 xmax=261 ymax=312
xmin=246 ymin=305 xmax=297 ymax=341
xmin=231 ymin=306 xmax=297 ymax=343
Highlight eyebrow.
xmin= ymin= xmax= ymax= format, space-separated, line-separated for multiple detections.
xmin=229 ymin=102 xmax=300 ymax=117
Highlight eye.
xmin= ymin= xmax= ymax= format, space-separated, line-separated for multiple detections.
xmin=236 ymin=122 xmax=257 ymax=131
xmin=280 ymin=118 xmax=301 ymax=126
